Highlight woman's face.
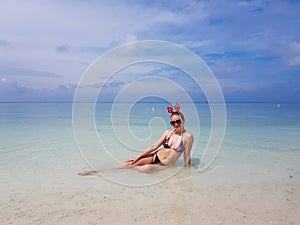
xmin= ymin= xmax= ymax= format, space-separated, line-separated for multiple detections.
xmin=170 ymin=114 xmax=183 ymax=129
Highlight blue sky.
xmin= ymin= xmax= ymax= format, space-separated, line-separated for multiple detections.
xmin=0 ymin=0 xmax=299 ymax=102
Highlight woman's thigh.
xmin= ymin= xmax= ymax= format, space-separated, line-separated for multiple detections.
xmin=135 ymin=164 xmax=162 ymax=173
xmin=132 ymin=156 xmax=154 ymax=166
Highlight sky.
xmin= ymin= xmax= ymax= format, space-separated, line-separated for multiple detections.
xmin=0 ymin=0 xmax=300 ymax=102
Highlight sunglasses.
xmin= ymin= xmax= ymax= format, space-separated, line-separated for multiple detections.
xmin=170 ymin=119 xmax=182 ymax=126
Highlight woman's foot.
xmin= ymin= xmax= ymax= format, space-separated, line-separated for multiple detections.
xmin=78 ymin=170 xmax=96 ymax=176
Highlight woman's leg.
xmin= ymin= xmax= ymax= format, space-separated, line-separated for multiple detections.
xmin=134 ymin=164 xmax=163 ymax=173
xmin=78 ymin=165 xmax=122 ymax=176
xmin=122 ymin=155 xmax=154 ymax=168
xmin=78 ymin=155 xmax=154 ymax=176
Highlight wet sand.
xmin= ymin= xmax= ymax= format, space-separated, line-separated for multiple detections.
xmin=1 ymin=167 xmax=299 ymax=225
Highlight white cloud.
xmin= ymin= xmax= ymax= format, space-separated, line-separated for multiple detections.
xmin=0 ymin=0 xmax=299 ymax=101
xmin=280 ymin=42 xmax=300 ymax=67
xmin=289 ymin=56 xmax=300 ymax=67
xmin=0 ymin=80 xmax=75 ymax=102
xmin=210 ymin=59 xmax=246 ymax=77
xmin=182 ymin=40 xmax=212 ymax=49
xmin=238 ymin=0 xmax=269 ymax=10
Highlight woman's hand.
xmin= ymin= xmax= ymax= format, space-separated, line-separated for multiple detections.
xmin=125 ymin=156 xmax=140 ymax=164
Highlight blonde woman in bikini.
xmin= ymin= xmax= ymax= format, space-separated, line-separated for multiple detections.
xmin=79 ymin=103 xmax=194 ymax=175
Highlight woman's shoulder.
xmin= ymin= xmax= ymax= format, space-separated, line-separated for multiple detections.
xmin=183 ymin=130 xmax=194 ymax=139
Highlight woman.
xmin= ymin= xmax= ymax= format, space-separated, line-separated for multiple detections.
xmin=78 ymin=103 xmax=194 ymax=175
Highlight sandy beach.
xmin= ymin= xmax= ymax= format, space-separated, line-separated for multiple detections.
xmin=1 ymin=166 xmax=299 ymax=225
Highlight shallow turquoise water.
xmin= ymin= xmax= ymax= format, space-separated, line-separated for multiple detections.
xmin=0 ymin=102 xmax=299 ymax=196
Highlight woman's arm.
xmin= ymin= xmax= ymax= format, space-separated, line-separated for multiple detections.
xmin=183 ymin=132 xmax=194 ymax=167
xmin=126 ymin=130 xmax=170 ymax=163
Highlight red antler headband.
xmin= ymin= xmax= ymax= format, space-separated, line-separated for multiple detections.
xmin=167 ymin=103 xmax=181 ymax=114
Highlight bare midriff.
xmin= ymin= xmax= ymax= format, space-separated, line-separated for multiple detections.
xmin=155 ymin=147 xmax=173 ymax=161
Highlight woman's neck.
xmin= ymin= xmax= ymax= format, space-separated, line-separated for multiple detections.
xmin=174 ymin=128 xmax=184 ymax=135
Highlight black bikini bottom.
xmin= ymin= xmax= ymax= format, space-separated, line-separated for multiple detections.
xmin=153 ymin=153 xmax=164 ymax=166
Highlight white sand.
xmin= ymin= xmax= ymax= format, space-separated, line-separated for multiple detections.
xmin=1 ymin=167 xmax=299 ymax=225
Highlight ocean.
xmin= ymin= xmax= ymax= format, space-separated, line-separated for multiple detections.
xmin=0 ymin=102 xmax=300 ymax=198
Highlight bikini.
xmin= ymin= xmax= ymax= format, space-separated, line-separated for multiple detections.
xmin=163 ymin=135 xmax=185 ymax=153
xmin=153 ymin=153 xmax=163 ymax=165
xmin=153 ymin=131 xmax=185 ymax=165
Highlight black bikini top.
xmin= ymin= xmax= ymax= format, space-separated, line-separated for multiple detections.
xmin=163 ymin=137 xmax=171 ymax=148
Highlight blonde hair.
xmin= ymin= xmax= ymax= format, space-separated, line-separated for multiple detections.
xmin=170 ymin=111 xmax=185 ymax=121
